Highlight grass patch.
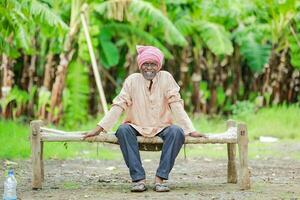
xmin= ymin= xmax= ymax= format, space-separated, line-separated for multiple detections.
xmin=0 ymin=105 xmax=299 ymax=160
xmin=0 ymin=120 xmax=30 ymax=159
xmin=232 ymin=104 xmax=300 ymax=140
xmin=63 ymin=181 xmax=80 ymax=189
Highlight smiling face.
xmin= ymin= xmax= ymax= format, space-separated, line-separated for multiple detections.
xmin=140 ymin=62 xmax=158 ymax=81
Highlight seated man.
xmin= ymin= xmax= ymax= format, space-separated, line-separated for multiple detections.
xmin=84 ymin=45 xmax=205 ymax=192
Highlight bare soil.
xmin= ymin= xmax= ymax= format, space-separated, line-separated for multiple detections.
xmin=1 ymin=143 xmax=300 ymax=200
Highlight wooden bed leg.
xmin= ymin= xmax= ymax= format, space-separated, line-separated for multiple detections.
xmin=227 ymin=120 xmax=237 ymax=183
xmin=41 ymin=141 xmax=44 ymax=182
xmin=237 ymin=123 xmax=251 ymax=190
xmin=30 ymin=120 xmax=44 ymax=189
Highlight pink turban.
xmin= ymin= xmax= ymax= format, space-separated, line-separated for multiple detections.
xmin=136 ymin=45 xmax=164 ymax=70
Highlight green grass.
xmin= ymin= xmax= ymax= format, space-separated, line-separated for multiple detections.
xmin=231 ymin=104 xmax=300 ymax=140
xmin=192 ymin=104 xmax=300 ymax=141
xmin=63 ymin=181 xmax=80 ymax=189
xmin=0 ymin=120 xmax=29 ymax=159
xmin=0 ymin=105 xmax=299 ymax=160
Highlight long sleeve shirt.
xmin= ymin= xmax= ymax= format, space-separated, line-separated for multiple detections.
xmin=97 ymin=70 xmax=196 ymax=137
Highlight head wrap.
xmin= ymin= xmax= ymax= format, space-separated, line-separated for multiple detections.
xmin=136 ymin=45 xmax=164 ymax=70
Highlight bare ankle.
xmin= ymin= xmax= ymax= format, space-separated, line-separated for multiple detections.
xmin=137 ymin=179 xmax=145 ymax=183
xmin=155 ymin=176 xmax=163 ymax=184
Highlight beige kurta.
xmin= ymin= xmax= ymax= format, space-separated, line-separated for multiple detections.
xmin=98 ymin=70 xmax=196 ymax=137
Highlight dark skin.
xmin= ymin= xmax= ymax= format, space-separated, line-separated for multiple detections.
xmin=83 ymin=61 xmax=207 ymax=184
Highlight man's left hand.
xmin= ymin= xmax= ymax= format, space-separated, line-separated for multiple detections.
xmin=188 ymin=131 xmax=207 ymax=138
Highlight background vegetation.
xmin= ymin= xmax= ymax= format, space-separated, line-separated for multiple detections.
xmin=0 ymin=0 xmax=299 ymax=160
xmin=1 ymin=105 xmax=299 ymax=160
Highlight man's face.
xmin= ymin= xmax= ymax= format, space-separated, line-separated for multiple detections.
xmin=140 ymin=62 xmax=158 ymax=81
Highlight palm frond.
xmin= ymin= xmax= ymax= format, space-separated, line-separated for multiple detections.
xmin=129 ymin=0 xmax=187 ymax=46
xmin=16 ymin=23 xmax=31 ymax=52
xmin=233 ymin=24 xmax=272 ymax=72
xmin=95 ymin=0 xmax=187 ymax=46
xmin=10 ymin=12 xmax=31 ymax=51
xmin=102 ymin=23 xmax=173 ymax=58
xmin=30 ymin=0 xmax=68 ymax=30
xmin=174 ymin=15 xmax=195 ymax=36
xmin=288 ymin=23 xmax=300 ymax=69
xmin=196 ymin=21 xmax=234 ymax=56
xmin=239 ymin=33 xmax=271 ymax=73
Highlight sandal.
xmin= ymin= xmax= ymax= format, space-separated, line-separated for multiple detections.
xmin=131 ymin=182 xmax=147 ymax=192
xmin=153 ymin=183 xmax=170 ymax=192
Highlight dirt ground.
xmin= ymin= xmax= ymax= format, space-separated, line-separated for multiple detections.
xmin=1 ymin=144 xmax=300 ymax=200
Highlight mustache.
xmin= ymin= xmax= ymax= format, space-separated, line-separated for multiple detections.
xmin=142 ymin=71 xmax=157 ymax=80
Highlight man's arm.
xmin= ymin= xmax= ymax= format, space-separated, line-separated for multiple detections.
xmin=83 ymin=106 xmax=123 ymax=139
xmin=164 ymin=72 xmax=206 ymax=137
xmin=83 ymin=125 xmax=104 ymax=139
xmin=170 ymin=102 xmax=206 ymax=137
xmin=83 ymin=77 xmax=132 ymax=139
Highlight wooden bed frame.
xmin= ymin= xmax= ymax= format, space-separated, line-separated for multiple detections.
xmin=30 ymin=119 xmax=250 ymax=190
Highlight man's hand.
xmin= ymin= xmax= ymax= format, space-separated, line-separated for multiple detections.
xmin=188 ymin=131 xmax=207 ymax=138
xmin=83 ymin=126 xmax=104 ymax=140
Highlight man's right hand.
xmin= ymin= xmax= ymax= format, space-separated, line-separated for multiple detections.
xmin=83 ymin=126 xmax=104 ymax=140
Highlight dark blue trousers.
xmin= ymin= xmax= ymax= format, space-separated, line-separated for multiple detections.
xmin=115 ymin=124 xmax=185 ymax=182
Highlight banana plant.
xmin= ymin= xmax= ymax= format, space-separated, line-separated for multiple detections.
xmin=93 ymin=0 xmax=188 ymax=74
xmin=0 ymin=0 xmax=68 ymax=119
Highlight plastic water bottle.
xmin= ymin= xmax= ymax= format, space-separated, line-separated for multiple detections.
xmin=3 ymin=169 xmax=17 ymax=200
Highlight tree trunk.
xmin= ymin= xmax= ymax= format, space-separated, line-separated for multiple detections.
xmin=1 ymin=54 xmax=14 ymax=98
xmin=43 ymin=54 xmax=54 ymax=90
xmin=27 ymin=50 xmax=37 ymax=116
xmin=206 ymin=51 xmax=218 ymax=114
xmin=48 ymin=0 xmax=82 ymax=123
xmin=230 ymin=46 xmax=241 ymax=104
xmin=125 ymin=52 xmax=138 ymax=75
xmin=49 ymin=49 xmax=76 ymax=123
xmin=179 ymin=46 xmax=191 ymax=89
xmin=191 ymin=48 xmax=202 ymax=114
xmin=1 ymin=54 xmax=15 ymax=118
xmin=20 ymin=55 xmax=30 ymax=90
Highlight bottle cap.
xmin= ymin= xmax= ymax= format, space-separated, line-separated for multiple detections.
xmin=8 ymin=169 xmax=14 ymax=176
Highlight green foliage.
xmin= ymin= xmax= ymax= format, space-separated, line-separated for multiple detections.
xmin=30 ymin=0 xmax=68 ymax=31
xmin=94 ymin=0 xmax=187 ymax=46
xmin=232 ymin=104 xmax=300 ymax=140
xmin=240 ymin=33 xmax=271 ymax=73
xmin=199 ymin=81 xmax=210 ymax=101
xmin=99 ymin=40 xmax=119 ymax=69
xmin=1 ymin=0 xmax=300 ymax=126
xmin=233 ymin=23 xmax=272 ymax=73
xmin=37 ymin=87 xmax=51 ymax=115
xmin=62 ymin=59 xmax=90 ymax=129
xmin=196 ymin=21 xmax=233 ymax=56
xmin=230 ymin=100 xmax=256 ymax=116
xmin=78 ymin=12 xmax=99 ymax=62
xmin=0 ymin=0 xmax=68 ymax=55
xmin=98 ymin=28 xmax=119 ymax=69
xmin=216 ymin=86 xmax=226 ymax=107
xmin=0 ymin=86 xmax=36 ymax=119
xmin=288 ymin=14 xmax=300 ymax=69
xmin=100 ymin=23 xmax=173 ymax=58
xmin=0 ymin=120 xmax=30 ymax=158
xmin=129 ymin=0 xmax=187 ymax=46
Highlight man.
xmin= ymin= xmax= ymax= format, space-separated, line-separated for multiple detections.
xmin=83 ymin=45 xmax=206 ymax=192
